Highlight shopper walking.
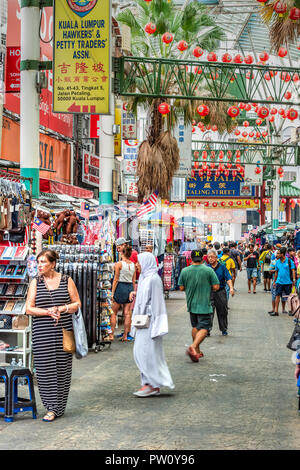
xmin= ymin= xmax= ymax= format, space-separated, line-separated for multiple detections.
xmin=178 ymin=250 xmax=219 ymax=362
xmin=244 ymin=244 xmax=259 ymax=294
xmin=129 ymin=252 xmax=174 ymax=397
xmin=271 ymin=247 xmax=296 ymax=316
xmin=259 ymin=244 xmax=273 ymax=292
xmin=207 ymin=249 xmax=234 ymax=336
xmin=111 ymin=245 xmax=136 ymax=341
xmin=26 ymin=249 xmax=81 ymax=422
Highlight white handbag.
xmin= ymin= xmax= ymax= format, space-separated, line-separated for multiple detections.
xmin=132 ymin=305 xmax=151 ymax=329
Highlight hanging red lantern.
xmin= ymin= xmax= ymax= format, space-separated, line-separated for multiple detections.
xmin=197 ymin=104 xmax=210 ymax=119
xmin=256 ymin=131 xmax=261 ymax=139
xmin=215 ymin=170 xmax=221 ymax=177
xmin=274 ymin=1 xmax=287 ymax=16
xmin=194 ymin=150 xmax=199 ymax=160
xmin=280 ymin=72 xmax=291 ymax=82
xmin=268 ymin=116 xmax=275 ymax=123
xmin=232 ymin=170 xmax=237 ymax=177
xmin=177 ymin=40 xmax=188 ymax=53
xmin=162 ymin=32 xmax=174 ymax=44
xmin=212 ymin=125 xmax=218 ymax=132
xmin=259 ymin=51 xmax=269 ymax=62
xmin=197 ymin=122 xmax=204 ymax=130
xmin=219 ymin=151 xmax=224 ymax=160
xmin=264 ymin=72 xmax=272 ymax=81
xmin=144 ymin=0 xmax=152 ymax=3
xmin=227 ymin=150 xmax=232 ymax=160
xmin=194 ymin=66 xmax=203 ymax=75
xmin=222 ymin=52 xmax=232 ymax=63
xmin=207 ymin=52 xmax=217 ymax=62
xmin=227 ymin=162 xmax=232 ymax=169
xmin=254 ymin=198 xmax=259 ymax=204
xmin=244 ymin=55 xmax=254 ymax=64
xmin=256 ymin=0 xmax=268 ymax=3
xmin=236 ymin=201 xmax=242 ymax=206
xmin=257 ymin=106 xmax=269 ymax=119
xmin=281 ymin=198 xmax=287 ymax=204
xmin=242 ymin=131 xmax=248 ymax=138
xmin=246 ymin=71 xmax=254 ymax=80
xmin=224 ymin=170 xmax=230 ymax=177
xmin=243 ymin=121 xmax=250 ymax=127
xmin=233 ymin=54 xmax=243 ymax=64
xmin=249 ymin=131 xmax=255 ymax=138
xmin=144 ymin=23 xmax=156 ymax=34
xmin=221 ymin=201 xmax=226 ymax=207
xmin=284 ymin=91 xmax=292 ymax=100
xmin=238 ymin=103 xmax=245 ymax=109
xmin=204 ymin=201 xmax=210 ymax=207
xmin=291 ymin=199 xmax=296 ymax=209
xmin=289 ymin=7 xmax=300 ymax=21
xmin=277 ymin=167 xmax=284 ymax=177
xmin=202 ymin=151 xmax=208 ymax=160
xmin=158 ymin=102 xmax=171 ymax=115
xmin=234 ymin=129 xmax=241 ymax=136
xmin=191 ymin=170 xmax=195 ymax=178
xmin=278 ymin=108 xmax=285 ymax=116
xmin=228 ymin=201 xmax=234 ymax=207
xmin=271 ymin=108 xmax=277 ymax=115
xmin=193 ymin=46 xmax=204 ymax=58
xmin=255 ymin=166 xmax=262 ymax=174
xmin=256 ymin=118 xmax=263 ymax=126
xmin=244 ymin=104 xmax=252 ymax=112
xmin=212 ymin=202 xmax=218 ymax=208
xmin=207 ymin=169 xmax=212 ymax=177
xmin=246 ymin=200 xmax=251 ymax=206
xmin=236 ymin=150 xmax=241 ymax=159
xmin=192 ymin=126 xmax=196 ymax=133
xmin=287 ymin=108 xmax=299 ymax=121
xmin=227 ymin=106 xmax=240 ymax=119
xmin=199 ymin=169 xmax=204 ymax=177
xmin=293 ymin=73 xmax=300 ymax=82
xmin=278 ymin=47 xmax=288 ymax=58
xmin=193 ymin=161 xmax=199 ymax=169
xmin=210 ymin=162 xmax=216 ymax=169
xmin=262 ymin=131 xmax=268 ymax=137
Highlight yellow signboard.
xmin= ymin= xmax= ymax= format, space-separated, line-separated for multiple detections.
xmin=53 ymin=0 xmax=110 ymax=114
xmin=114 ymin=100 xmax=122 ymax=156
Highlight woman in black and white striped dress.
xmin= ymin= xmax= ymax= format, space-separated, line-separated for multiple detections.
xmin=26 ymin=249 xmax=81 ymax=422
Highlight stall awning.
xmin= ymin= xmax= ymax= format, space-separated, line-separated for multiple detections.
xmin=40 ymin=178 xmax=94 ymax=199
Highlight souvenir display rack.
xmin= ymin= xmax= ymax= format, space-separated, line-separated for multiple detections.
xmin=48 ymin=244 xmax=113 ymax=352
xmin=0 ymin=246 xmax=31 ymax=368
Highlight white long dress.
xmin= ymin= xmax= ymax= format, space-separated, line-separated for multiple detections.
xmin=131 ymin=253 xmax=174 ymax=390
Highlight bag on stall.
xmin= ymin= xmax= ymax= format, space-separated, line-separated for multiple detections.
xmin=72 ymin=307 xmax=88 ymax=359
xmin=12 ymin=315 xmax=29 ymax=330
xmin=0 ymin=315 xmax=12 ymax=329
xmin=9 ymin=227 xmax=26 ymax=243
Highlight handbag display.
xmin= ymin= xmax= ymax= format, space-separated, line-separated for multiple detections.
xmin=12 ymin=314 xmax=29 ymax=330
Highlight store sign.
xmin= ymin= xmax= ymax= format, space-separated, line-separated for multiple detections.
xmin=89 ymin=114 xmax=101 ymax=138
xmin=174 ymin=114 xmax=192 ymax=176
xmin=1 ymin=116 xmax=71 ymax=184
xmin=122 ymin=108 xmax=137 ymax=140
xmin=82 ymin=149 xmax=100 ymax=187
xmin=122 ymin=139 xmax=138 ymax=174
xmin=186 ymin=174 xmax=255 ymax=198
xmin=114 ymin=101 xmax=122 ymax=156
xmin=53 ymin=0 xmax=111 ymax=114
xmin=5 ymin=46 xmax=20 ymax=92
xmin=6 ymin=0 xmax=73 ymax=138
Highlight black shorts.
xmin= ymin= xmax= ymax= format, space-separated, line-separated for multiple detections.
xmin=113 ymin=282 xmax=133 ymax=304
xmin=263 ymin=271 xmax=272 ymax=280
xmin=190 ymin=313 xmax=212 ymax=331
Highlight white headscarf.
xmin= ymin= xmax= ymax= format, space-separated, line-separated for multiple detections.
xmin=131 ymin=252 xmax=168 ymax=339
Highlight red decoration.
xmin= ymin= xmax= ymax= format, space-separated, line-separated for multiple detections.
xmin=287 ymin=108 xmax=299 ymax=121
xmin=278 ymin=108 xmax=285 ymax=116
xmin=254 ymin=198 xmax=259 ymax=204
xmin=257 ymin=106 xmax=269 ymax=119
xmin=281 ymin=198 xmax=287 ymax=204
xmin=242 ymin=131 xmax=248 ymax=138
xmin=262 ymin=131 xmax=268 ymax=137
xmin=289 ymin=7 xmax=300 ymax=21
xmin=268 ymin=116 xmax=275 ymax=122
xmin=162 ymin=32 xmax=173 ymax=44
xmin=274 ymin=2 xmax=287 ymax=16
xmin=243 ymin=121 xmax=250 ymax=127
xmin=194 ymin=151 xmax=199 ymax=160
xmin=271 ymin=108 xmax=277 ymax=115
xmin=259 ymin=51 xmax=269 ymax=62
xmin=245 ymin=104 xmax=252 ymax=112
xmin=293 ymin=73 xmax=300 ymax=82
xmin=158 ymin=102 xmax=170 ymax=115
xmin=221 ymin=201 xmax=226 ymax=207
xmin=233 ymin=54 xmax=243 ymax=64
xmin=244 ymin=55 xmax=254 ymax=64
xmin=232 ymin=170 xmax=237 ymax=177
xmin=246 ymin=72 xmax=254 ymax=80
xmin=177 ymin=40 xmax=188 ymax=52
xmin=212 ymin=202 xmax=218 ymax=208
xmin=222 ymin=52 xmax=232 ymax=63
xmin=236 ymin=201 xmax=242 ymax=206
xmin=249 ymin=131 xmax=255 ymax=138
xmin=145 ymin=23 xmax=156 ymax=34
xmin=277 ymin=167 xmax=284 ymax=177
xmin=197 ymin=104 xmax=210 ymax=119
xmin=193 ymin=46 xmax=204 ymax=58
xmin=278 ymin=47 xmax=288 ymax=58
xmin=234 ymin=129 xmax=241 ymax=136
xmin=219 ymin=151 xmax=224 ymax=160
xmin=194 ymin=66 xmax=203 ymax=75
xmin=256 ymin=118 xmax=263 ymax=126
xmin=280 ymin=72 xmax=291 ymax=82
xmin=212 ymin=125 xmax=218 ymax=132
xmin=207 ymin=52 xmax=217 ymax=62
xmin=284 ymin=91 xmax=292 ymax=100
xmin=202 ymin=151 xmax=208 ymax=160
xmin=229 ymin=201 xmax=234 ymax=207
xmin=193 ymin=161 xmax=199 ymax=169
xmin=227 ymin=106 xmax=240 ymax=119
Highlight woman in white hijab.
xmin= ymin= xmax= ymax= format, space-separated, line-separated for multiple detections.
xmin=129 ymin=252 xmax=174 ymax=397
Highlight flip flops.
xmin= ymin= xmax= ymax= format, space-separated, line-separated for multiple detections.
xmin=186 ymin=346 xmax=200 ymax=363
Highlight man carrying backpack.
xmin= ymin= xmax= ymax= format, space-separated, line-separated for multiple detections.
xmin=259 ymin=244 xmax=273 ymax=292
xmin=271 ymin=247 xmax=296 ymax=316
xmin=229 ymin=242 xmax=242 ymax=287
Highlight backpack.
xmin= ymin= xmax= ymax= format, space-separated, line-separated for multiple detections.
xmin=264 ymin=251 xmax=272 ymax=265
xmin=220 ymin=255 xmax=235 ymax=272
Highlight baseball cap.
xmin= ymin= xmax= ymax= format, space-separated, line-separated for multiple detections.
xmin=116 ymin=237 xmax=129 ymax=246
xmin=191 ymin=249 xmax=203 ymax=261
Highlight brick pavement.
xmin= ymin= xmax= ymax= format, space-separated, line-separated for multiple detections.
xmin=1 ymin=272 xmax=300 ymax=450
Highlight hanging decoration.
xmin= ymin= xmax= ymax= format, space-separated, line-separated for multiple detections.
xmin=162 ymin=32 xmax=174 ymax=44
xmin=227 ymin=106 xmax=240 ymax=119
xmin=193 ymin=46 xmax=204 ymax=58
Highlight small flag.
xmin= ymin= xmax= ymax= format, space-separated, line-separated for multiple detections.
xmin=81 ymin=202 xmax=90 ymax=218
xmin=136 ymin=191 xmax=158 ymax=218
xmin=32 ymin=217 xmax=51 ymax=235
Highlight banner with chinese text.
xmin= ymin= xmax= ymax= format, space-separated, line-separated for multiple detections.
xmin=186 ymin=174 xmax=255 ymax=198
xmin=53 ymin=0 xmax=111 ymax=114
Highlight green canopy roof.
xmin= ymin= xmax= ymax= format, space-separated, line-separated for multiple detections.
xmin=280 ymin=182 xmax=300 ymax=198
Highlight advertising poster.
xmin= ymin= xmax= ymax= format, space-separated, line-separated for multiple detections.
xmin=53 ymin=0 xmax=111 ymax=114
xmin=82 ymin=148 xmax=100 ymax=187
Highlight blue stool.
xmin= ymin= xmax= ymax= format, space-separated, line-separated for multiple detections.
xmin=0 ymin=366 xmax=37 ymax=422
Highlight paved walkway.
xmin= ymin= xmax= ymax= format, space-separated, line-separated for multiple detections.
xmin=1 ymin=272 xmax=300 ymax=450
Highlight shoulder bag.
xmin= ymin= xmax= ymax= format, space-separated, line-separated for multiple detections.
xmin=132 ymin=304 xmax=152 ymax=329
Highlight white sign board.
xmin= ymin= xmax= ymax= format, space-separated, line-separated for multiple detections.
xmin=173 ymin=114 xmax=192 ymax=176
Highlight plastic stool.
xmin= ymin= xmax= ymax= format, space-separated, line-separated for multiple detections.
xmin=0 ymin=366 xmax=37 ymax=422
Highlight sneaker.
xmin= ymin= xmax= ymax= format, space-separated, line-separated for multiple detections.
xmin=133 ymin=385 xmax=160 ymax=397
xmin=222 ymin=331 xmax=228 ymax=336
xmin=127 ymin=334 xmax=134 ymax=341
xmin=269 ymin=312 xmax=279 ymax=316
xmin=268 ymin=311 xmax=274 ymax=314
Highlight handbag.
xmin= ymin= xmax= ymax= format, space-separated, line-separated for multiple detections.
xmin=287 ymin=321 xmax=300 ymax=351
xmin=12 ymin=315 xmax=29 ymax=330
xmin=132 ymin=304 xmax=151 ymax=329
xmin=72 ymin=307 xmax=88 ymax=359
xmin=0 ymin=314 xmax=12 ymax=329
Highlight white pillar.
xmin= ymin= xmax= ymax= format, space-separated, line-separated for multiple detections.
xmin=99 ymin=107 xmax=115 ymax=205
xmin=20 ymin=3 xmax=40 ymax=197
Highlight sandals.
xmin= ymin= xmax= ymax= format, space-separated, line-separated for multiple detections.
xmin=42 ymin=411 xmax=56 ymax=422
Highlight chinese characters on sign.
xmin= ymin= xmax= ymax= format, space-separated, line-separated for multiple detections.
xmin=53 ymin=0 xmax=110 ymax=114
xmin=122 ymin=109 xmax=137 ymax=140
xmin=187 ymin=174 xmax=255 ymax=198
xmin=82 ymin=149 xmax=100 ymax=187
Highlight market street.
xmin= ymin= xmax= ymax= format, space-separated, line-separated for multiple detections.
xmin=1 ymin=271 xmax=299 ymax=451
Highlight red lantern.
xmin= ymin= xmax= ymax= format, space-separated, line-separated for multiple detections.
xmin=274 ymin=1 xmax=287 ymax=16
xmin=268 ymin=116 xmax=275 ymax=123
xmin=257 ymin=106 xmax=269 ymax=119
xmin=246 ymin=71 xmax=254 ymax=80
xmin=284 ymin=91 xmax=292 ymax=100
xmin=256 ymin=131 xmax=261 ymax=139
xmin=233 ymin=54 xmax=243 ymax=64
xmin=194 ymin=151 xmax=199 ymax=160
xmin=229 ymin=201 xmax=234 ymax=207
xmin=293 ymin=73 xmax=300 ymax=82
xmin=219 ymin=151 xmax=224 ymax=160
xmin=193 ymin=161 xmax=199 ymax=169
xmin=212 ymin=202 xmax=218 ymax=208
xmin=242 ymin=131 xmax=248 ymax=138
xmin=289 ymin=7 xmax=300 ymax=21
xmin=238 ymin=103 xmax=245 ymax=109
xmin=291 ymin=199 xmax=296 ymax=209
xmin=259 ymin=51 xmax=269 ymax=62
xmin=224 ymin=170 xmax=230 ymax=177
xmin=227 ymin=163 xmax=232 ymax=169
xmin=192 ymin=126 xmax=196 ymax=133
xmin=244 ymin=55 xmax=254 ymax=64
xmin=256 ymin=118 xmax=263 ymax=126
xmin=262 ymin=131 xmax=268 ymax=137
xmin=271 ymin=108 xmax=277 ymax=115
xmin=278 ymin=108 xmax=285 ymax=116
xmin=249 ymin=131 xmax=255 ymax=138
xmin=234 ymin=129 xmax=241 ymax=136
xmin=202 ymin=151 xmax=208 ymax=160
xmin=280 ymin=72 xmax=291 ymax=82
xmin=287 ymin=108 xmax=299 ymax=121
xmin=204 ymin=201 xmax=210 ymax=207
xmin=162 ymin=32 xmax=173 ymax=44
xmin=222 ymin=52 xmax=232 ymax=63
xmin=245 ymin=104 xmax=252 ymax=112
xmin=264 ymin=72 xmax=271 ymax=81
xmin=207 ymin=52 xmax=217 ymax=62
xmin=194 ymin=66 xmax=203 ymax=75
xmin=212 ymin=125 xmax=218 ymax=132
xmin=177 ymin=40 xmax=188 ymax=53
xmin=211 ymin=151 xmax=216 ymax=160
xmin=246 ymin=200 xmax=251 ymax=206
xmin=255 ymin=166 xmax=261 ymax=175
xmin=256 ymin=0 xmax=268 ymax=2
xmin=221 ymin=201 xmax=226 ymax=207
xmin=227 ymin=106 xmax=240 ymax=119
xmin=158 ymin=102 xmax=170 ymax=115
xmin=145 ymin=23 xmax=156 ymax=34
xmin=236 ymin=201 xmax=242 ymax=206
xmin=210 ymin=162 xmax=215 ymax=169
xmin=243 ymin=121 xmax=250 ymax=127
xmin=232 ymin=170 xmax=237 ymax=177
xmin=215 ymin=170 xmax=221 ymax=178
xmin=199 ymin=169 xmax=204 ymax=177
xmin=197 ymin=104 xmax=210 ymax=119
xmin=277 ymin=167 xmax=284 ymax=177
xmin=278 ymin=47 xmax=288 ymax=58
xmin=193 ymin=46 xmax=204 ymax=58
xmin=281 ymin=198 xmax=287 ymax=204
xmin=254 ymin=198 xmax=259 ymax=204
xmin=207 ymin=169 xmax=212 ymax=177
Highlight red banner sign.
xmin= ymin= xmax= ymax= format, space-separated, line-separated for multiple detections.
xmin=5 ymin=47 xmax=20 ymax=92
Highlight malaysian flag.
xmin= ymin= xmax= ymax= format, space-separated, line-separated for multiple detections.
xmin=81 ymin=202 xmax=90 ymax=218
xmin=32 ymin=217 xmax=51 ymax=235
xmin=136 ymin=191 xmax=158 ymax=218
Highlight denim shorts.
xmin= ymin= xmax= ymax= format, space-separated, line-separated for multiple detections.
xmin=271 ymin=283 xmax=276 ymax=302
xmin=247 ymin=267 xmax=258 ymax=279
xmin=275 ymin=283 xmax=292 ymax=298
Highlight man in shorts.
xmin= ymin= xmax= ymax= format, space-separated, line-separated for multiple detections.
xmin=178 ymin=249 xmax=219 ymax=362
xmin=271 ymin=247 xmax=296 ymax=316
xmin=244 ymin=244 xmax=259 ymax=294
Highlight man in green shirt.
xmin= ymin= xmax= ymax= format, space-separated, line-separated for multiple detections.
xmin=178 ymin=250 xmax=220 ymax=362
